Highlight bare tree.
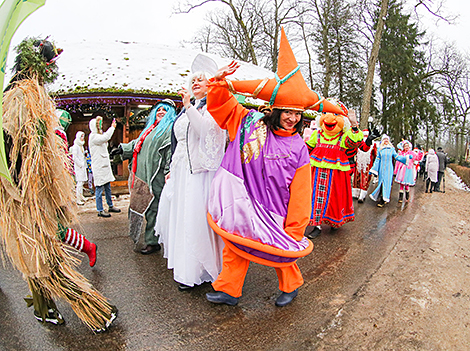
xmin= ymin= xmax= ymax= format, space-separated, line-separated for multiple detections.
xmin=359 ymin=0 xmax=388 ymax=129
xmin=175 ymin=0 xmax=302 ymax=71
xmin=295 ymin=12 xmax=315 ymax=89
xmin=175 ymin=0 xmax=260 ymax=64
xmin=298 ymin=0 xmax=365 ymax=113
xmin=309 ymin=0 xmax=334 ymax=97
xmin=257 ymin=0 xmax=302 ymax=71
xmin=193 ymin=25 xmax=213 ymax=52
xmin=432 ymin=44 xmax=470 ymax=162
xmin=204 ymin=5 xmax=263 ymax=63
xmin=359 ymin=0 xmax=457 ymax=129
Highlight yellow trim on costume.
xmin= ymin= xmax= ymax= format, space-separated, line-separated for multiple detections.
xmin=226 ymin=78 xmax=270 ymax=99
xmin=306 ymin=97 xmax=325 ymax=110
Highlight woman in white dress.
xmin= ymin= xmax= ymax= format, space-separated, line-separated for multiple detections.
xmin=155 ymin=72 xmax=226 ymax=290
xmin=69 ymin=131 xmax=88 ymax=205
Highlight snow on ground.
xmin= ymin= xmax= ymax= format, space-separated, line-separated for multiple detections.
xmin=447 ymin=167 xmax=470 ymax=191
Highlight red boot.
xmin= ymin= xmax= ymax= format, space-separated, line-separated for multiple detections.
xmin=63 ymin=228 xmax=97 ymax=267
xmin=83 ymin=241 xmax=97 ymax=267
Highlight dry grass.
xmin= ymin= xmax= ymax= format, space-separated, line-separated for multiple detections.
xmin=448 ymin=164 xmax=470 ymax=188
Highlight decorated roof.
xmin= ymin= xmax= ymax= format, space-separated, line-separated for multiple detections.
xmin=17 ymin=40 xmax=275 ymax=96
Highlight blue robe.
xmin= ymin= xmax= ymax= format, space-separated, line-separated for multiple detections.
xmin=369 ymin=146 xmax=407 ymax=202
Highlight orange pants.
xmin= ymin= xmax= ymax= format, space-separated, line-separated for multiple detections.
xmin=212 ymin=245 xmax=304 ymax=298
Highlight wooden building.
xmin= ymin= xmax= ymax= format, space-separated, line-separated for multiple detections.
xmin=48 ymin=40 xmax=274 ymax=178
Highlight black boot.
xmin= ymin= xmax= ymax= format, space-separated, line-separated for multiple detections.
xmin=398 ymin=192 xmax=404 ymax=203
xmin=377 ymin=197 xmax=385 ymax=208
xmin=425 ymin=179 xmax=430 ymax=193
xmin=405 ymin=191 xmax=410 ymax=201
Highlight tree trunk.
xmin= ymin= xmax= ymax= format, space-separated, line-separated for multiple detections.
xmin=322 ymin=22 xmax=332 ymax=97
xmin=226 ymin=1 xmax=258 ymax=65
xmin=359 ymin=0 xmax=389 ymax=129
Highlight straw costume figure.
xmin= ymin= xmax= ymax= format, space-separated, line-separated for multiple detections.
xmin=0 ymin=37 xmax=116 ymax=332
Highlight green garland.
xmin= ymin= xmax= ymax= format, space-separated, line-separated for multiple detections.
xmin=15 ymin=38 xmax=59 ymax=84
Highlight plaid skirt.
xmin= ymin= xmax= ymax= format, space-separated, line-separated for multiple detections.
xmin=310 ymin=167 xmax=355 ymax=228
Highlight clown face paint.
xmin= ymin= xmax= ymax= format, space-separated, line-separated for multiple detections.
xmin=320 ymin=112 xmax=344 ymax=136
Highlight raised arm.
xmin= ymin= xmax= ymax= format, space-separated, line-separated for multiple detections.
xmin=284 ymin=163 xmax=312 ymax=241
xmin=207 ymin=61 xmax=249 ymax=141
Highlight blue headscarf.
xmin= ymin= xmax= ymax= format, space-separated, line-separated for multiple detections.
xmin=138 ymin=101 xmax=177 ymax=142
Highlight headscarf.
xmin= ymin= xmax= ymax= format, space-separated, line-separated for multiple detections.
xmin=73 ymin=131 xmax=85 ymax=151
xmin=380 ymin=134 xmax=392 ymax=150
xmin=397 ymin=140 xmax=412 ymax=152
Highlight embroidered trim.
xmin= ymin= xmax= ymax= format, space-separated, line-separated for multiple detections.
xmin=320 ymin=130 xmax=341 ymax=142
xmin=227 ymin=78 xmax=270 ymax=99
xmin=306 ymin=95 xmax=325 ymax=111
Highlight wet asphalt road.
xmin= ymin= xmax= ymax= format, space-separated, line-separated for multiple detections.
xmin=0 ymin=179 xmax=425 ymax=351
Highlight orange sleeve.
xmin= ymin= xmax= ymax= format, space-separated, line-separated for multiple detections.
xmin=207 ymin=79 xmax=250 ymax=142
xmin=284 ymin=163 xmax=312 ymax=241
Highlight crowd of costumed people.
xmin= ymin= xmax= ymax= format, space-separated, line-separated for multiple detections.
xmin=1 ymin=31 xmax=448 ymax=333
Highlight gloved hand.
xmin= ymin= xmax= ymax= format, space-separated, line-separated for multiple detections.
xmin=365 ymin=125 xmax=380 ymax=146
xmin=110 ymin=145 xmax=123 ymax=156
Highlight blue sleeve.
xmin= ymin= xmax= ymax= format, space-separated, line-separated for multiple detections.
xmin=370 ymin=151 xmax=381 ymax=175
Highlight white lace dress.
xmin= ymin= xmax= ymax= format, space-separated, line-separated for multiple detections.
xmin=155 ymin=102 xmax=225 ymax=286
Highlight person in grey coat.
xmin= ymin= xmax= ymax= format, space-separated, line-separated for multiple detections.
xmin=435 ymin=147 xmax=447 ymax=192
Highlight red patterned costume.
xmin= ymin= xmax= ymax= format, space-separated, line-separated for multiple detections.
xmin=345 ymin=130 xmax=378 ymax=203
xmin=352 ymin=141 xmax=377 ymax=202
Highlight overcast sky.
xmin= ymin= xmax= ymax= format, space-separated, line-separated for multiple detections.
xmin=5 ymin=0 xmax=470 ymax=60
xmin=8 ymin=0 xmax=212 ymax=48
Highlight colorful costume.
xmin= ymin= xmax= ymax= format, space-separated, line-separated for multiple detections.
xmin=207 ymin=89 xmax=312 ymax=299
xmin=369 ymin=135 xmax=408 ymax=206
xmin=120 ymin=101 xmax=175 ymax=248
xmin=395 ymin=140 xmax=416 ymax=186
xmin=306 ymin=113 xmax=363 ymax=230
xmin=394 ymin=140 xmax=416 ymax=201
xmin=205 ymin=28 xmax=344 ymax=305
xmin=0 ymin=38 xmax=115 ymax=332
xmin=54 ymin=109 xmax=73 ymax=174
xmin=350 ymin=132 xmax=378 ymax=203
xmin=413 ymin=145 xmax=424 ymax=181
xmin=155 ymin=93 xmax=226 ymax=287
xmin=85 ymin=147 xmax=94 ymax=194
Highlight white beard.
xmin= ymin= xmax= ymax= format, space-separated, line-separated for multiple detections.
xmin=356 ymin=147 xmax=373 ymax=172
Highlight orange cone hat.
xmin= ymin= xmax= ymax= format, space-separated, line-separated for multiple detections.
xmin=226 ymin=28 xmax=346 ymax=115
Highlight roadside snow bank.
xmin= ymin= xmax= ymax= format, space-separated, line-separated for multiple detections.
xmin=447 ymin=167 xmax=470 ymax=191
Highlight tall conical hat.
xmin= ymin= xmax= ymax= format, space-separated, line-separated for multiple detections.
xmin=226 ymin=28 xmax=345 ymax=115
